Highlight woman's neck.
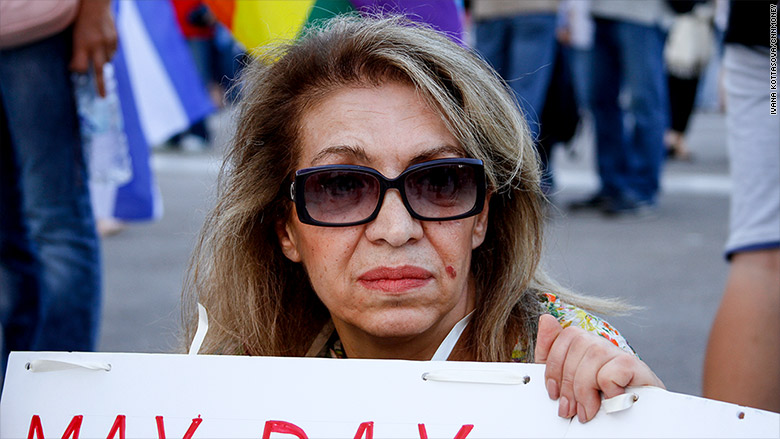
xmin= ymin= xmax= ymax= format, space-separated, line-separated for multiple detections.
xmin=332 ymin=307 xmax=475 ymax=361
xmin=339 ymin=330 xmax=442 ymax=360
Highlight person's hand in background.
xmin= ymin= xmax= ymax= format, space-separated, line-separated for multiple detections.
xmin=70 ymin=0 xmax=117 ymax=97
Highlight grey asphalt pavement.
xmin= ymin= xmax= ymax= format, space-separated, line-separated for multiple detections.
xmin=97 ymin=110 xmax=731 ymax=398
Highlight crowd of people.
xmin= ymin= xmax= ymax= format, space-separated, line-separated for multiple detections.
xmin=0 ymin=0 xmax=777 ymax=416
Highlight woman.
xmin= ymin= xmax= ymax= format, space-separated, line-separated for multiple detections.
xmin=182 ymin=14 xmax=663 ymax=423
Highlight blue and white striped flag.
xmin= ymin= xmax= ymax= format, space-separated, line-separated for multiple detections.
xmin=105 ymin=0 xmax=215 ymax=221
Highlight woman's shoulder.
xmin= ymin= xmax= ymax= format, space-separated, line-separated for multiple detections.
xmin=511 ymin=292 xmax=635 ymax=362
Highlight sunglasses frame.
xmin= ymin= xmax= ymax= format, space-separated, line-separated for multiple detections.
xmin=290 ymin=158 xmax=486 ymax=227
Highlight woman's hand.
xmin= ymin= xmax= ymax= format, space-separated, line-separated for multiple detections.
xmin=70 ymin=0 xmax=117 ymax=97
xmin=534 ymin=313 xmax=664 ymax=423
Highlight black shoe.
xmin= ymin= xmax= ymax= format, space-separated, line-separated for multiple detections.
xmin=568 ymin=193 xmax=612 ymax=211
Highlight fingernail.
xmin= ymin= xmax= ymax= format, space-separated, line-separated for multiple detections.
xmin=558 ymin=396 xmax=569 ymax=418
xmin=546 ymin=378 xmax=559 ymax=400
xmin=577 ymin=402 xmax=587 ymax=423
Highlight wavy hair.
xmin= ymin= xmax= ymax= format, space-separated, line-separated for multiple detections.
xmin=182 ymin=14 xmax=624 ymax=361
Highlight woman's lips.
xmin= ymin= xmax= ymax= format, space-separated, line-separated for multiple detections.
xmin=358 ymin=266 xmax=433 ymax=292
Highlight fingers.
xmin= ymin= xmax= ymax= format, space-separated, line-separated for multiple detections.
xmin=91 ymin=50 xmax=108 ymax=97
xmin=596 ymin=354 xmax=666 ymax=397
xmin=70 ymin=48 xmax=89 ymax=73
xmin=573 ymin=353 xmax=663 ymax=422
xmin=69 ymin=0 xmax=117 ymax=97
xmin=571 ymin=342 xmax=620 ymax=422
xmin=545 ymin=328 xmax=612 ymax=422
xmin=70 ymin=36 xmax=113 ymax=97
xmin=534 ymin=314 xmax=565 ymax=408
xmin=535 ymin=318 xmax=665 ymax=423
xmin=534 ymin=313 xmax=562 ymax=364
xmin=106 ymin=32 xmax=118 ymax=56
xmin=547 ymin=327 xmax=589 ymax=419
xmin=70 ymin=46 xmax=109 ymax=96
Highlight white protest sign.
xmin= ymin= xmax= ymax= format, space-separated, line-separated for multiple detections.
xmin=1 ymin=351 xmax=778 ymax=438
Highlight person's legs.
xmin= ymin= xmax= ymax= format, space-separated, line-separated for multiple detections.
xmin=213 ymin=25 xmax=242 ymax=87
xmin=616 ymin=21 xmax=667 ymax=204
xmin=703 ymin=44 xmax=780 ymax=413
xmin=213 ymin=25 xmax=245 ymax=104
xmin=569 ymin=47 xmax=593 ymax=113
xmin=181 ymin=38 xmax=212 ymax=143
xmin=474 ymin=17 xmax=509 ymax=74
xmin=703 ymin=249 xmax=780 ymax=412
xmin=667 ymin=74 xmax=699 ymax=135
xmin=186 ymin=38 xmax=213 ymax=89
xmin=503 ymin=13 xmax=558 ymax=140
xmin=588 ymin=18 xmax=627 ymax=201
xmin=477 ymin=14 xmax=558 ymax=192
xmin=504 ymin=14 xmax=558 ymax=192
xmin=0 ymin=87 xmax=43 ymax=374
xmin=0 ymin=32 xmax=102 ymax=352
xmin=665 ymin=74 xmax=699 ymax=160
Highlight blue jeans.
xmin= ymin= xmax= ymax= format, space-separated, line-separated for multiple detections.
xmin=475 ymin=13 xmax=558 ymax=140
xmin=589 ymin=18 xmax=668 ymax=203
xmin=0 ymin=31 xmax=102 ymax=372
xmin=475 ymin=13 xmax=558 ymax=190
xmin=568 ymin=47 xmax=593 ymax=113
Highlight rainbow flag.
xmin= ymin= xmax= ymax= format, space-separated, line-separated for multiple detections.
xmin=204 ymin=0 xmax=464 ymax=51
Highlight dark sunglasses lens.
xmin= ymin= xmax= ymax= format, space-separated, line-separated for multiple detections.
xmin=405 ymin=163 xmax=478 ymax=219
xmin=303 ymin=170 xmax=379 ymax=224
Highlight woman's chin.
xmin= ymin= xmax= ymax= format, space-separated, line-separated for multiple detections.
xmin=349 ymin=309 xmax=442 ymax=340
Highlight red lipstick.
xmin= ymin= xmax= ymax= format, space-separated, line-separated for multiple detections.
xmin=358 ymin=266 xmax=433 ymax=292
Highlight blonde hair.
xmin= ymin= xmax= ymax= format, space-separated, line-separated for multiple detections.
xmin=182 ymin=14 xmax=624 ymax=361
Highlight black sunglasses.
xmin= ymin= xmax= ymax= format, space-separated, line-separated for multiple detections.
xmin=289 ymin=158 xmax=486 ymax=227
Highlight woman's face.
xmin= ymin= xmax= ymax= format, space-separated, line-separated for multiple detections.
xmin=277 ymin=81 xmax=489 ymax=359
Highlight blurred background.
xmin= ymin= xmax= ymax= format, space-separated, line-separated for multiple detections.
xmin=4 ymin=0 xmax=743 ymax=401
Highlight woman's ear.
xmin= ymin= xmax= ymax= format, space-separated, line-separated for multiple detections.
xmin=471 ymin=192 xmax=491 ymax=250
xmin=276 ymin=219 xmax=302 ymax=262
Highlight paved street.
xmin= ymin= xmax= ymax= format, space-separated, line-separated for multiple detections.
xmin=97 ymin=110 xmax=731 ymax=398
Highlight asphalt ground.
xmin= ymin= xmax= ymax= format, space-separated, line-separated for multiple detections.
xmin=97 ymin=110 xmax=732 ymax=398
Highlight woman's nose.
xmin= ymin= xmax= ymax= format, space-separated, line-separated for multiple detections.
xmin=364 ymin=189 xmax=423 ymax=246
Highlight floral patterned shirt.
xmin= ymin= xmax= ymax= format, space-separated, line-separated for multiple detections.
xmin=510 ymin=292 xmax=635 ymax=362
xmin=322 ymin=292 xmax=634 ymax=361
